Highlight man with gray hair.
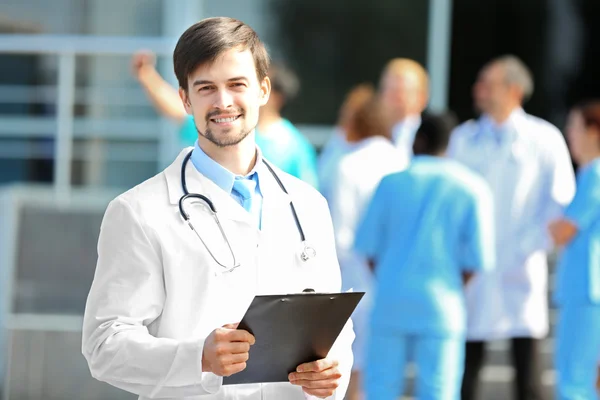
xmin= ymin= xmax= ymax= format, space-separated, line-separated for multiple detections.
xmin=449 ymin=55 xmax=576 ymax=400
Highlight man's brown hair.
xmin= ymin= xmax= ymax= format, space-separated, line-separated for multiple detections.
xmin=173 ymin=17 xmax=270 ymax=91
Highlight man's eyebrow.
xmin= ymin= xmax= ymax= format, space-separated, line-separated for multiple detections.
xmin=227 ymin=76 xmax=249 ymax=83
xmin=192 ymin=79 xmax=213 ymax=87
xmin=192 ymin=76 xmax=249 ymax=86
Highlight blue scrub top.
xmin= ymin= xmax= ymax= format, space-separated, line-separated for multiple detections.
xmin=179 ymin=115 xmax=198 ymax=147
xmin=255 ymin=118 xmax=319 ymax=189
xmin=179 ymin=116 xmax=319 ymax=189
xmin=353 ymin=156 xmax=495 ymax=335
xmin=554 ymin=158 xmax=600 ymax=307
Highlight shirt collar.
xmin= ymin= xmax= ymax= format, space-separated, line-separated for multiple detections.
xmin=393 ymin=115 xmax=422 ymax=131
xmin=480 ymin=107 xmax=526 ymax=131
xmin=477 ymin=107 xmax=526 ymax=142
xmin=190 ymin=140 xmax=263 ymax=195
xmin=392 ymin=115 xmax=422 ymax=143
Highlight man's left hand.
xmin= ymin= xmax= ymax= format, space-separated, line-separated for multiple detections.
xmin=288 ymin=358 xmax=341 ymax=398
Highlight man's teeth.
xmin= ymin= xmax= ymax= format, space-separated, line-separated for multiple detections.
xmin=214 ymin=116 xmax=238 ymax=123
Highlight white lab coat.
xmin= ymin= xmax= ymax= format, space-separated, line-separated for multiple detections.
xmin=328 ymin=136 xmax=407 ymax=369
xmin=449 ymin=109 xmax=575 ymax=340
xmin=318 ymin=128 xmax=354 ymax=204
xmin=82 ymin=148 xmax=354 ymax=400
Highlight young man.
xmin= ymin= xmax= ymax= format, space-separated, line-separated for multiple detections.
xmin=131 ymin=52 xmax=318 ymax=187
xmin=353 ymin=113 xmax=495 ymax=400
xmin=449 ymin=55 xmax=576 ymax=400
xmin=83 ymin=17 xmax=353 ymax=400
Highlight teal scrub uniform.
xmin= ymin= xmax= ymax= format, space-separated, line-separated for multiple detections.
xmin=354 ymin=156 xmax=495 ymax=400
xmin=554 ymin=158 xmax=600 ymax=400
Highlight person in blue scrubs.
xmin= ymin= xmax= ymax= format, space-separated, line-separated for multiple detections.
xmin=353 ymin=113 xmax=495 ymax=400
xmin=253 ymin=64 xmax=318 ymax=188
xmin=549 ymin=100 xmax=600 ymax=400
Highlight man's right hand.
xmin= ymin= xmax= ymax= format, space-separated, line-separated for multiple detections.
xmin=202 ymin=323 xmax=255 ymax=377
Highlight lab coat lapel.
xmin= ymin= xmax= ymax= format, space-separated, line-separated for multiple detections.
xmin=164 ymin=148 xmax=254 ymax=225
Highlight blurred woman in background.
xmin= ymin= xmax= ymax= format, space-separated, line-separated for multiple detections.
xmin=318 ymin=83 xmax=375 ymax=203
xmin=327 ymin=94 xmax=407 ymax=400
xmin=549 ymin=100 xmax=600 ymax=400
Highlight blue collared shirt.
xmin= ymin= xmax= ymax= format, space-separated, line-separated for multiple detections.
xmin=190 ymin=140 xmax=263 ymax=229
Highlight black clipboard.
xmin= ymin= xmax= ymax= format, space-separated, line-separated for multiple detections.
xmin=222 ymin=290 xmax=364 ymax=385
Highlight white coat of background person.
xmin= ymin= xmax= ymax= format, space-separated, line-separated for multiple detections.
xmin=81 ymin=17 xmax=354 ymax=400
xmin=327 ymin=96 xmax=408 ymax=400
xmin=449 ymin=55 xmax=576 ymax=400
xmin=379 ymin=58 xmax=429 ymax=161
xmin=318 ymin=83 xmax=375 ymax=204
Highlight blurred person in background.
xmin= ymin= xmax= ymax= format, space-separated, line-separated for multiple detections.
xmin=253 ymin=64 xmax=319 ymax=188
xmin=353 ymin=113 xmax=495 ymax=400
xmin=327 ymin=95 xmax=406 ymax=400
xmin=132 ymin=51 xmax=318 ymax=187
xmin=548 ymin=100 xmax=600 ymax=400
xmin=379 ymin=58 xmax=429 ymax=161
xmin=318 ymin=83 xmax=375 ymax=203
xmin=449 ymin=55 xmax=576 ymax=400
xmin=131 ymin=51 xmax=194 ymax=144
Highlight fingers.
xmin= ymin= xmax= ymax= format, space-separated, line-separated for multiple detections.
xmin=289 ymin=366 xmax=341 ymax=383
xmin=222 ymin=322 xmax=240 ymax=329
xmin=208 ymin=342 xmax=250 ymax=377
xmin=215 ymin=327 xmax=255 ymax=345
xmin=290 ymin=359 xmax=341 ymax=398
xmin=292 ymin=376 xmax=340 ymax=388
xmin=221 ymin=351 xmax=250 ymax=365
xmin=214 ymin=341 xmax=251 ymax=356
xmin=215 ymin=361 xmax=247 ymax=377
xmin=302 ymin=387 xmax=338 ymax=398
xmin=296 ymin=358 xmax=338 ymax=373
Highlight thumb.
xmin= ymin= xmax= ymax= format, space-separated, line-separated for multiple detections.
xmin=222 ymin=322 xmax=240 ymax=330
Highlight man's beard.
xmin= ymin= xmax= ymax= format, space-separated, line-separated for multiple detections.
xmin=196 ymin=112 xmax=255 ymax=148
xmin=197 ymin=125 xmax=253 ymax=148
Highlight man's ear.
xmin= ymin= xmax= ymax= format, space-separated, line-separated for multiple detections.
xmin=259 ymin=76 xmax=271 ymax=107
xmin=179 ymin=87 xmax=193 ymax=114
xmin=509 ymin=84 xmax=525 ymax=104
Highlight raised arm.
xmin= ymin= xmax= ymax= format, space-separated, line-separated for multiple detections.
xmin=132 ymin=51 xmax=188 ymax=123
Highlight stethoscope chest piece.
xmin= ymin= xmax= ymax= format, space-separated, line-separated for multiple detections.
xmin=300 ymin=242 xmax=317 ymax=262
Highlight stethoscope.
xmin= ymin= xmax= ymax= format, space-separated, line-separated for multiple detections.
xmin=178 ymin=149 xmax=316 ymax=273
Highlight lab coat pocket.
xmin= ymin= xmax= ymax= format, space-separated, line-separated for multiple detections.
xmin=172 ymin=209 xmax=248 ymax=293
xmin=501 ymin=250 xmax=546 ymax=295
